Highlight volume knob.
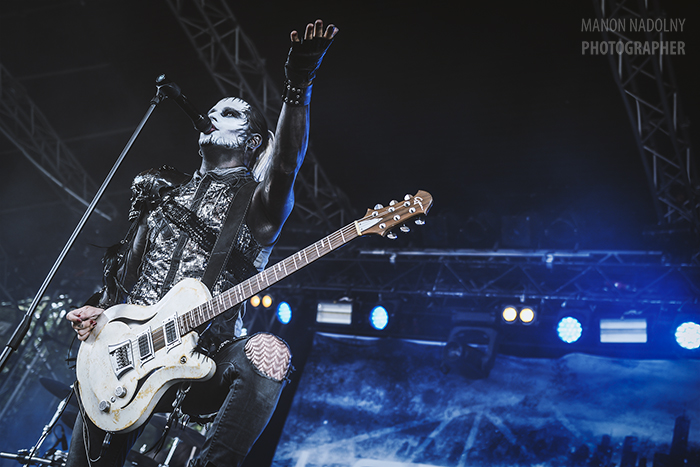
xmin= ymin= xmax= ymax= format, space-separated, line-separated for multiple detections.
xmin=98 ymin=400 xmax=111 ymax=413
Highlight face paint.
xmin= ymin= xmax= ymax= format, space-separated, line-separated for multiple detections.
xmin=198 ymin=97 xmax=251 ymax=149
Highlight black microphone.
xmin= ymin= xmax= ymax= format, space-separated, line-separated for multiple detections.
xmin=155 ymin=74 xmax=215 ymax=134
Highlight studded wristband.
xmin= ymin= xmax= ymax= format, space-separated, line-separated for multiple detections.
xmin=282 ymin=81 xmax=313 ymax=106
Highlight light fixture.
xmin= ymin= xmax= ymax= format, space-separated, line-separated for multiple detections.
xmin=501 ymin=305 xmax=537 ymax=325
xmin=502 ymin=306 xmax=517 ymax=323
xmin=316 ymin=300 xmax=352 ymax=325
xmin=276 ymin=301 xmax=292 ymax=325
xmin=519 ymin=307 xmax=535 ymax=324
xmin=600 ymin=318 xmax=647 ymax=343
xmin=557 ymin=316 xmax=583 ymax=344
xmin=369 ymin=305 xmax=389 ymax=330
xmin=250 ymin=295 xmax=261 ymax=307
xmin=261 ymin=294 xmax=273 ymax=308
xmin=675 ymin=321 xmax=700 ymax=350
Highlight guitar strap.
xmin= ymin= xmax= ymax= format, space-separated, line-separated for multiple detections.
xmin=200 ymin=180 xmax=258 ymax=290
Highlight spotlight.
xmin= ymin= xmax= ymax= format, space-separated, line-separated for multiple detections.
xmin=370 ymin=306 xmax=389 ymax=330
xmin=250 ymin=295 xmax=261 ymax=307
xmin=675 ymin=321 xmax=700 ymax=350
xmin=502 ymin=306 xmax=517 ymax=323
xmin=519 ymin=307 xmax=535 ymax=324
xmin=501 ymin=305 xmax=537 ymax=324
xmin=276 ymin=301 xmax=292 ymax=325
xmin=261 ymin=294 xmax=273 ymax=308
xmin=557 ymin=316 xmax=583 ymax=344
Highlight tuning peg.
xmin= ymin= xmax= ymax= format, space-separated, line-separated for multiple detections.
xmin=389 ymin=200 xmax=398 ymax=206
xmin=404 ymin=194 xmax=412 ymax=201
xmin=387 ymin=231 xmax=398 ymax=240
xmin=374 ymin=204 xmax=384 ymax=209
xmin=400 ymin=225 xmax=410 ymax=233
xmin=415 ymin=218 xmax=425 ymax=226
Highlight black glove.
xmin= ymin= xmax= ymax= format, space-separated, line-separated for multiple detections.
xmin=284 ymin=36 xmax=334 ymax=86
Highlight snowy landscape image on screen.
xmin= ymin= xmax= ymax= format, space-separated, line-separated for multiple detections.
xmin=272 ymin=333 xmax=699 ymax=467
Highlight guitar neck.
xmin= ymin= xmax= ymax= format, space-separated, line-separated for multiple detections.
xmin=178 ymin=222 xmax=360 ymax=334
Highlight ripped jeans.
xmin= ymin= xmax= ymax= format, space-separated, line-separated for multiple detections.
xmin=66 ymin=333 xmax=291 ymax=467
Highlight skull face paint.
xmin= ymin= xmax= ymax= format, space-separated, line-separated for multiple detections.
xmin=199 ymin=97 xmax=251 ymax=149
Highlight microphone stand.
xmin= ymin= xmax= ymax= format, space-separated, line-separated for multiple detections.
xmin=0 ymin=82 xmax=168 ymax=374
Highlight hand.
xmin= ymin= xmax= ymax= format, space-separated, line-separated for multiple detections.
xmin=290 ymin=19 xmax=338 ymax=43
xmin=285 ymin=19 xmax=338 ymax=85
xmin=66 ymin=306 xmax=104 ymax=341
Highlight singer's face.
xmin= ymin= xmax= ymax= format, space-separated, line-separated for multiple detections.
xmin=199 ymin=97 xmax=250 ymax=149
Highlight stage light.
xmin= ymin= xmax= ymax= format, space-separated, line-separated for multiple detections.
xmin=675 ymin=322 xmax=700 ymax=350
xmin=262 ymin=294 xmax=273 ymax=308
xmin=557 ymin=316 xmax=583 ymax=344
xmin=519 ymin=307 xmax=535 ymax=324
xmin=250 ymin=295 xmax=261 ymax=307
xmin=317 ymin=301 xmax=352 ymax=325
xmin=501 ymin=305 xmax=537 ymax=324
xmin=600 ymin=318 xmax=647 ymax=343
xmin=276 ymin=301 xmax=292 ymax=325
xmin=502 ymin=306 xmax=517 ymax=322
xmin=370 ymin=306 xmax=389 ymax=330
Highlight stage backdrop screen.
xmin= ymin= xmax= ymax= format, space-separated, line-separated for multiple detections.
xmin=271 ymin=333 xmax=699 ymax=467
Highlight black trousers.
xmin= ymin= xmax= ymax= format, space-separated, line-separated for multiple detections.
xmin=66 ymin=335 xmax=287 ymax=467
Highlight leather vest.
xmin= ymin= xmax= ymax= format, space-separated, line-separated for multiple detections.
xmin=124 ymin=166 xmax=271 ymax=346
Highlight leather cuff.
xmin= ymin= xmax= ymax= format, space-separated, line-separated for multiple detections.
xmin=282 ymin=81 xmax=313 ymax=106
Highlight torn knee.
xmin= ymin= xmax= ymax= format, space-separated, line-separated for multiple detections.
xmin=244 ymin=333 xmax=291 ymax=381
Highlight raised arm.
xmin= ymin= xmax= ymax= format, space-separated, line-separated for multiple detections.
xmin=249 ymin=19 xmax=338 ymax=245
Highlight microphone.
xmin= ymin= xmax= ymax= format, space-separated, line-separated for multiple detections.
xmin=155 ymin=74 xmax=215 ymax=134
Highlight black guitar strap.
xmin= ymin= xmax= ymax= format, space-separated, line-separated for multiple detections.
xmin=201 ymin=180 xmax=258 ymax=290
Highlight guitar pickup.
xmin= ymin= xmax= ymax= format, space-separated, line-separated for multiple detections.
xmin=162 ymin=316 xmax=181 ymax=351
xmin=136 ymin=328 xmax=154 ymax=365
xmin=108 ymin=340 xmax=134 ymax=379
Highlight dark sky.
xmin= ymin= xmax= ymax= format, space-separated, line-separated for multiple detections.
xmin=0 ymin=0 xmax=697 ymax=298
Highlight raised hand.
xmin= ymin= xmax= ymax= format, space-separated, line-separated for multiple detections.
xmin=285 ymin=19 xmax=338 ymax=86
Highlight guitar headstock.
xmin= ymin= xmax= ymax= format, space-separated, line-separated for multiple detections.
xmin=355 ymin=190 xmax=433 ymax=238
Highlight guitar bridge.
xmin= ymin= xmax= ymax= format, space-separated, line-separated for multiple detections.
xmin=108 ymin=340 xmax=134 ymax=379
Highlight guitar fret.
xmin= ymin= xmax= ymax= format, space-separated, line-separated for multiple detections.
xmin=161 ymin=212 xmax=379 ymax=341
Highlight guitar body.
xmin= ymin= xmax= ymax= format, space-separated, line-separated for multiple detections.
xmin=76 ymin=278 xmax=216 ymax=433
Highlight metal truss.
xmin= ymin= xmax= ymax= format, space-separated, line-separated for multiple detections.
xmin=0 ymin=63 xmax=116 ymax=221
xmin=593 ymin=0 xmax=699 ymax=232
xmin=262 ymin=247 xmax=700 ymax=310
xmin=165 ymin=0 xmax=354 ymax=231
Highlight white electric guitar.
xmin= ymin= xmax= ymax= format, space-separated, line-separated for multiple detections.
xmin=76 ymin=191 xmax=432 ymax=433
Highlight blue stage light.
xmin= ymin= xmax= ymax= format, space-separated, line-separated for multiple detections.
xmin=675 ymin=321 xmax=700 ymax=350
xmin=370 ymin=306 xmax=389 ymax=330
xmin=557 ymin=316 xmax=582 ymax=343
xmin=276 ymin=301 xmax=292 ymax=325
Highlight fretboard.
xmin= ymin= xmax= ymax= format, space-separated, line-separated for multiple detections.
xmin=177 ymin=222 xmax=360 ymax=335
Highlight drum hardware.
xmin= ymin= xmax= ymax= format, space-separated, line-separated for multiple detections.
xmin=0 ymin=384 xmax=73 ymax=466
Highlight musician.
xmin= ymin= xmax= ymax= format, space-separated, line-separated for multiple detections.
xmin=64 ymin=19 xmax=338 ymax=467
